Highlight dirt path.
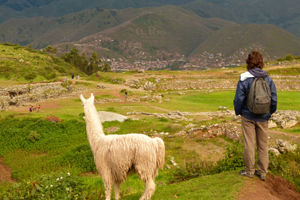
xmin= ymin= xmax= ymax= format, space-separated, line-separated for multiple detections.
xmin=269 ymin=130 xmax=300 ymax=138
xmin=237 ymin=174 xmax=300 ymax=200
xmin=0 ymin=158 xmax=15 ymax=183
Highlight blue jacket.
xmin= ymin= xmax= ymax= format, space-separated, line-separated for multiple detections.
xmin=233 ymin=68 xmax=277 ymax=122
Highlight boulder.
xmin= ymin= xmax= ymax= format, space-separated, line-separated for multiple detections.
xmin=98 ymin=111 xmax=128 ymax=122
xmin=281 ymin=120 xmax=298 ymax=129
xmin=268 ymin=147 xmax=281 ymax=156
xmin=277 ymin=139 xmax=297 ymax=153
xmin=268 ymin=120 xmax=277 ymax=129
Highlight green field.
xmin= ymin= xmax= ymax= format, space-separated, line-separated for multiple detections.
xmin=151 ymin=91 xmax=300 ymax=112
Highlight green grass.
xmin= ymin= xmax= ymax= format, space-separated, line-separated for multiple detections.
xmin=0 ymin=44 xmax=82 ymax=82
xmin=268 ymin=67 xmax=300 ymax=75
xmin=151 ymin=90 xmax=300 ymax=112
xmin=151 ymin=91 xmax=235 ymax=112
xmin=137 ymin=171 xmax=244 ymax=200
xmin=79 ymin=171 xmax=245 ymax=200
xmin=276 ymin=91 xmax=300 ymax=110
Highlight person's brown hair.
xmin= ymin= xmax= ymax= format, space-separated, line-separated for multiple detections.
xmin=246 ymin=50 xmax=264 ymax=70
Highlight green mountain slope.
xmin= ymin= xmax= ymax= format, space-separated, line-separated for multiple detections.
xmin=0 ymin=8 xmax=146 ymax=48
xmin=59 ymin=6 xmax=237 ymax=58
xmin=201 ymin=0 xmax=300 ymax=37
xmin=0 ymin=0 xmax=195 ymax=23
xmin=181 ymin=0 xmax=243 ymax=24
xmin=190 ymin=23 xmax=300 ymax=58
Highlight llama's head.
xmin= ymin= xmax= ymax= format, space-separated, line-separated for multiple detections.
xmin=80 ymin=93 xmax=95 ymax=106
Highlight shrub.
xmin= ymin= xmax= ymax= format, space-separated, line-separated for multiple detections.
xmin=27 ymin=131 xmax=41 ymax=142
xmin=107 ymin=107 xmax=117 ymax=112
xmin=215 ymin=144 xmax=245 ymax=173
xmin=24 ymin=71 xmax=38 ymax=83
xmin=159 ymin=117 xmax=168 ymax=122
xmin=169 ymin=161 xmax=216 ymax=183
xmin=60 ymin=145 xmax=97 ymax=172
xmin=120 ymin=89 xmax=127 ymax=93
xmin=0 ymin=172 xmax=84 ymax=200
xmin=269 ymin=147 xmax=300 ymax=190
xmin=168 ymin=143 xmax=245 ymax=183
xmin=284 ymin=54 xmax=294 ymax=61
xmin=45 ymin=116 xmax=62 ymax=123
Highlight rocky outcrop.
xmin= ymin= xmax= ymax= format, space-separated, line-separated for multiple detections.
xmin=269 ymin=139 xmax=298 ymax=156
xmin=277 ymin=139 xmax=297 ymax=154
xmin=270 ymin=110 xmax=300 ymax=129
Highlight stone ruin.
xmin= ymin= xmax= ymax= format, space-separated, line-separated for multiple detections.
xmin=0 ymin=82 xmax=87 ymax=111
xmin=232 ymin=110 xmax=299 ymax=129
xmin=173 ymin=122 xmax=242 ymax=142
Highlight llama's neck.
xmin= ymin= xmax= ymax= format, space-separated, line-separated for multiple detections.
xmin=83 ymin=103 xmax=105 ymax=153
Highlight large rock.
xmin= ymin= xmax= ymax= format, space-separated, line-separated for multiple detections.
xmin=98 ymin=111 xmax=128 ymax=122
xmin=281 ymin=120 xmax=298 ymax=129
xmin=268 ymin=147 xmax=281 ymax=156
xmin=268 ymin=120 xmax=277 ymax=129
xmin=277 ymin=139 xmax=297 ymax=153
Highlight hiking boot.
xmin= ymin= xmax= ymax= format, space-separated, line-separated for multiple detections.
xmin=239 ymin=170 xmax=254 ymax=178
xmin=255 ymin=170 xmax=266 ymax=181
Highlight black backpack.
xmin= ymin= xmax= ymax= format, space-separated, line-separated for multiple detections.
xmin=247 ymin=77 xmax=271 ymax=114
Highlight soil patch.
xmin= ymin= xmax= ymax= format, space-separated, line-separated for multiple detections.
xmin=105 ymin=126 xmax=120 ymax=133
xmin=237 ymin=174 xmax=300 ymax=200
xmin=182 ymin=137 xmax=228 ymax=162
xmin=0 ymin=158 xmax=15 ymax=183
xmin=12 ymin=101 xmax=63 ymax=112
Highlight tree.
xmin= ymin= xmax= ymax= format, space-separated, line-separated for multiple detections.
xmin=24 ymin=71 xmax=37 ymax=83
xmin=44 ymin=45 xmax=57 ymax=53
xmin=87 ymin=52 xmax=101 ymax=75
xmin=102 ymin=62 xmax=111 ymax=72
xmin=61 ymin=46 xmax=80 ymax=66
xmin=79 ymin=52 xmax=88 ymax=72
xmin=284 ymin=54 xmax=293 ymax=61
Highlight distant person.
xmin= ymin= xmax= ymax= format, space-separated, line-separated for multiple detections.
xmin=71 ymin=74 xmax=74 ymax=79
xmin=29 ymin=106 xmax=33 ymax=112
xmin=125 ymin=91 xmax=128 ymax=101
xmin=37 ymin=105 xmax=41 ymax=112
xmin=76 ymin=75 xmax=79 ymax=80
xmin=234 ymin=50 xmax=277 ymax=181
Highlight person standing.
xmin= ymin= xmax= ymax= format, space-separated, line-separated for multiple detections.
xmin=233 ymin=50 xmax=277 ymax=181
xmin=29 ymin=106 xmax=33 ymax=112
xmin=37 ymin=105 xmax=41 ymax=112
xmin=125 ymin=91 xmax=128 ymax=102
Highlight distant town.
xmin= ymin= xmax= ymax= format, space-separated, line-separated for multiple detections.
xmin=54 ymin=35 xmax=277 ymax=72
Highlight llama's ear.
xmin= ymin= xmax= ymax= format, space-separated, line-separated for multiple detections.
xmin=90 ymin=93 xmax=95 ymax=104
xmin=80 ymin=94 xmax=86 ymax=104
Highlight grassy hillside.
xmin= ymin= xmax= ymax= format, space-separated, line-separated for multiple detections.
xmin=181 ymin=0 xmax=243 ymax=24
xmin=0 ymin=43 xmax=81 ymax=82
xmin=0 ymin=8 xmax=147 ymax=48
xmin=0 ymin=0 xmax=196 ymax=23
xmin=190 ymin=23 xmax=300 ymax=57
xmin=202 ymin=0 xmax=300 ymax=37
xmin=56 ymin=6 xmax=236 ymax=59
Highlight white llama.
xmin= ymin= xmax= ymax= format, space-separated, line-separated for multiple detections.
xmin=80 ymin=93 xmax=165 ymax=200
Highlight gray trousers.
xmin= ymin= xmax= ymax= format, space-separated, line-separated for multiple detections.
xmin=241 ymin=116 xmax=269 ymax=175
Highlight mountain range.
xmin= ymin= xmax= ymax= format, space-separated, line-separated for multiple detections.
xmin=1 ymin=0 xmax=300 ymax=64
